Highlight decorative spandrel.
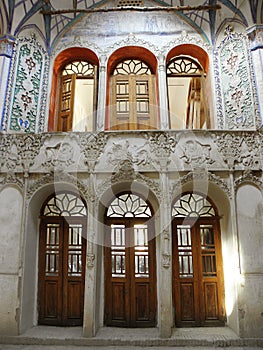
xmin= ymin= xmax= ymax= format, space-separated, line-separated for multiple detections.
xmin=172 ymin=193 xmax=215 ymax=218
xmin=107 ymin=193 xmax=152 ymax=217
xmin=43 ymin=193 xmax=87 ymax=216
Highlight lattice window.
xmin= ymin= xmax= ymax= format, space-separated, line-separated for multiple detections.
xmin=107 ymin=193 xmax=152 ymax=217
xmin=113 ymin=59 xmax=151 ymax=75
xmin=172 ymin=193 xmax=216 ymax=218
xmin=62 ymin=61 xmax=95 ymax=77
xmin=43 ymin=193 xmax=87 ymax=216
xmin=167 ymin=56 xmax=203 ymax=76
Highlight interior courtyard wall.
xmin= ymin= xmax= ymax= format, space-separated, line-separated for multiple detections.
xmin=236 ymin=184 xmax=263 ymax=338
xmin=0 ymin=186 xmax=23 ymax=335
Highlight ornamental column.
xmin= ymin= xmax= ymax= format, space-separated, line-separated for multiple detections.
xmin=96 ymin=55 xmax=107 ymax=131
xmin=0 ymin=35 xmax=15 ymax=129
xmin=157 ymin=54 xmax=170 ymax=130
xmin=246 ymin=25 xmax=263 ymax=124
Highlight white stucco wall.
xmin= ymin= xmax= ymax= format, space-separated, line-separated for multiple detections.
xmin=237 ymin=184 xmax=263 ymax=337
xmin=0 ymin=186 xmax=23 ymax=335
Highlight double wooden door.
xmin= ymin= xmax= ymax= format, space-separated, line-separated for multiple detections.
xmin=104 ymin=219 xmax=156 ymax=327
xmin=38 ymin=217 xmax=86 ymax=326
xmin=172 ymin=219 xmax=225 ymax=326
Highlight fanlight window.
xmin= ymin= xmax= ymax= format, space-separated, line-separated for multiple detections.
xmin=167 ymin=56 xmax=209 ymax=130
xmin=107 ymin=193 xmax=152 ymax=217
xmin=172 ymin=193 xmax=215 ymax=218
xmin=43 ymin=193 xmax=87 ymax=217
xmin=113 ymin=59 xmax=151 ymax=75
xmin=58 ymin=60 xmax=97 ymax=132
xmin=110 ymin=59 xmax=156 ymax=130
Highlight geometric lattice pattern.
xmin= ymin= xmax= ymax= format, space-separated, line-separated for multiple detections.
xmin=113 ymin=59 xmax=151 ymax=75
xmin=107 ymin=193 xmax=152 ymax=217
xmin=62 ymin=61 xmax=95 ymax=77
xmin=172 ymin=193 xmax=216 ymax=217
xmin=167 ymin=56 xmax=203 ymax=76
xmin=43 ymin=193 xmax=87 ymax=216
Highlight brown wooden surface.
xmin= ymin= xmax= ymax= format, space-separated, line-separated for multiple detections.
xmin=104 ymin=218 xmax=156 ymax=327
xmin=38 ymin=217 xmax=86 ymax=326
xmin=172 ymin=218 xmax=225 ymax=327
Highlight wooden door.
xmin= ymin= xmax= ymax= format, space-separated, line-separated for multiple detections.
xmin=172 ymin=219 xmax=225 ymax=327
xmin=38 ymin=217 xmax=86 ymax=326
xmin=110 ymin=75 xmax=156 ymax=130
xmin=104 ymin=219 xmax=156 ymax=327
xmin=58 ymin=74 xmax=76 ymax=131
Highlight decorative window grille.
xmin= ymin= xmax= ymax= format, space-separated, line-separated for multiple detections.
xmin=107 ymin=193 xmax=152 ymax=217
xmin=113 ymin=59 xmax=151 ymax=75
xmin=43 ymin=193 xmax=87 ymax=216
xmin=167 ymin=56 xmax=203 ymax=76
xmin=172 ymin=193 xmax=216 ymax=218
xmin=62 ymin=61 xmax=95 ymax=77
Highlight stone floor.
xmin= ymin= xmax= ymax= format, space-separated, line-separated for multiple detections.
xmin=0 ymin=326 xmax=262 ymax=348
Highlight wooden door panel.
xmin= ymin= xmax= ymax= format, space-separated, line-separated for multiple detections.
xmin=180 ymin=282 xmax=195 ymax=322
xmin=67 ymin=281 xmax=83 ymax=320
xmin=135 ymin=282 xmax=150 ymax=321
xmin=111 ymin=282 xmax=127 ymax=322
xmin=44 ymin=281 xmax=60 ymax=320
xmin=203 ymin=282 xmax=219 ymax=320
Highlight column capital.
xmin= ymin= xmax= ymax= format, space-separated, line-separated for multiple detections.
xmin=0 ymin=35 xmax=16 ymax=58
xmin=246 ymin=25 xmax=263 ymax=51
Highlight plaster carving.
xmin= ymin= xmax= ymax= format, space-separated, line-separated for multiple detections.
xmin=79 ymin=132 xmax=108 ymax=169
xmin=107 ymin=33 xmax=160 ymax=56
xmin=96 ymin=159 xmax=161 ymax=200
xmin=214 ymin=132 xmax=261 ymax=169
xmin=43 ymin=142 xmax=75 ymax=169
xmin=86 ymin=253 xmax=95 ymax=268
xmin=162 ymin=31 xmax=211 ymax=56
xmin=26 ymin=171 xmax=89 ymax=202
xmin=171 ymin=171 xmax=231 ymax=199
xmin=215 ymin=32 xmax=257 ymax=130
xmin=0 ymin=35 xmax=15 ymax=57
xmin=107 ymin=139 xmax=150 ymax=167
xmin=179 ymin=140 xmax=215 ymax=166
xmin=3 ymin=33 xmax=49 ymax=133
xmin=0 ymin=173 xmax=24 ymax=190
xmin=235 ymin=170 xmax=262 ymax=189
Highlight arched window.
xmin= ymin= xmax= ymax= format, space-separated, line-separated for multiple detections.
xmin=167 ymin=55 xmax=209 ymax=129
xmin=109 ymin=58 xmax=157 ymax=130
xmin=57 ymin=60 xmax=97 ymax=131
xmin=172 ymin=192 xmax=225 ymax=327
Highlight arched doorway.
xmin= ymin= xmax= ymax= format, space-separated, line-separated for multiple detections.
xmin=172 ymin=192 xmax=225 ymax=327
xmin=104 ymin=193 xmax=156 ymax=327
xmin=38 ymin=192 xmax=87 ymax=326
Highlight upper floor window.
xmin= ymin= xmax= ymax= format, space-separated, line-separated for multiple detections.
xmin=58 ymin=60 xmax=97 ymax=132
xmin=109 ymin=59 xmax=157 ymax=130
xmin=167 ymin=55 xmax=209 ymax=129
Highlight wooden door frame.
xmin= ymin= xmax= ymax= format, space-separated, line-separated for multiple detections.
xmin=172 ymin=217 xmax=225 ymax=327
xmin=38 ymin=216 xmax=87 ymax=326
xmin=104 ymin=218 xmax=157 ymax=327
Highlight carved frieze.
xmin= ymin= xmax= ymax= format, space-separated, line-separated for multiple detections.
xmin=179 ymin=140 xmax=215 ymax=166
xmin=214 ymin=132 xmax=261 ymax=169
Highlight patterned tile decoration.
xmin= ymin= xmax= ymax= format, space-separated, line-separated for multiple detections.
xmin=216 ymin=32 xmax=257 ymax=130
xmin=4 ymin=34 xmax=49 ymax=133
